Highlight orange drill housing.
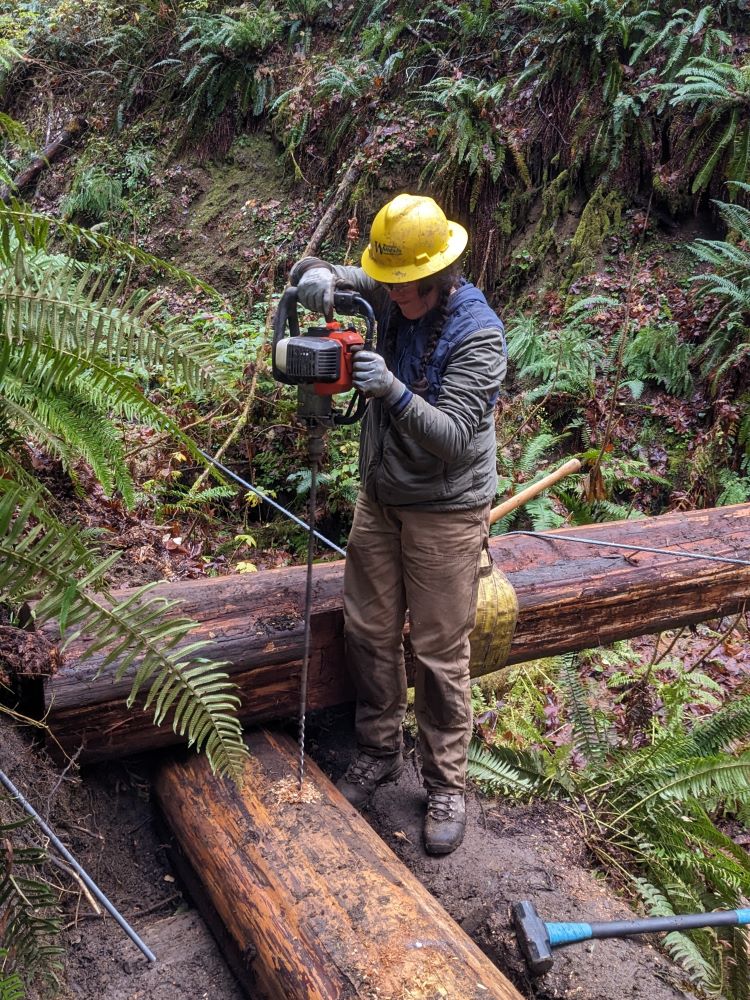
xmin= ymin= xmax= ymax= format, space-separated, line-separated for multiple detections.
xmin=315 ymin=322 xmax=365 ymax=396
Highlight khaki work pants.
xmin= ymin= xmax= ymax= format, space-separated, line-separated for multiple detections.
xmin=343 ymin=492 xmax=489 ymax=792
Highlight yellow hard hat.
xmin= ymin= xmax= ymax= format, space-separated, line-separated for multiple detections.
xmin=360 ymin=193 xmax=468 ymax=283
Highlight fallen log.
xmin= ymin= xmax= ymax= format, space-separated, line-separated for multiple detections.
xmin=154 ymin=728 xmax=524 ymax=1000
xmin=302 ymin=129 xmax=374 ymax=257
xmin=0 ymin=118 xmax=88 ymax=201
xmin=43 ymin=503 xmax=750 ymax=761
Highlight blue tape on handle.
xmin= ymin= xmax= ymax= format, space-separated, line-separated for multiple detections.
xmin=735 ymin=909 xmax=750 ymax=925
xmin=546 ymin=922 xmax=593 ymax=946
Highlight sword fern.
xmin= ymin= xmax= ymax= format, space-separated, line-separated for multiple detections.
xmin=0 ymin=806 xmax=63 ymax=992
xmin=0 ymin=968 xmax=24 ymax=1000
xmin=176 ymin=7 xmax=282 ymax=140
xmin=419 ymin=74 xmax=509 ymax=209
xmin=469 ymin=655 xmax=750 ymax=995
xmin=1 ymin=487 xmax=247 ymax=778
xmin=0 ymin=207 xmax=249 ymax=779
xmin=670 ymin=56 xmax=750 ymax=195
xmin=689 ymin=187 xmax=750 ymax=385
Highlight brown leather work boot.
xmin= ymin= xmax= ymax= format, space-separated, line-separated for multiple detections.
xmin=336 ymin=750 xmax=404 ymax=809
xmin=423 ymin=791 xmax=466 ymax=855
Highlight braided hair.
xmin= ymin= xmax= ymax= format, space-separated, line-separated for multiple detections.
xmin=382 ymin=262 xmax=462 ymax=397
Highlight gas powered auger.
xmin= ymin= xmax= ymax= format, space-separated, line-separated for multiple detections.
xmin=272 ymin=286 xmax=375 ymax=791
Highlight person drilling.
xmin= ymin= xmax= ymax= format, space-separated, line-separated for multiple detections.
xmin=290 ymin=193 xmax=507 ymax=854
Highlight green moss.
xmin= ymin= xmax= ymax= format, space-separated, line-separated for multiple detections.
xmin=176 ymin=133 xmax=293 ymax=293
xmin=499 ymin=172 xmax=572 ymax=294
xmin=539 ymin=169 xmax=571 ymax=230
xmin=569 ymin=185 xmax=623 ymax=276
xmin=652 ymin=169 xmax=691 ymax=218
xmin=194 ymin=135 xmax=287 ymax=225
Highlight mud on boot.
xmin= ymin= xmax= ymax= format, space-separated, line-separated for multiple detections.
xmin=336 ymin=750 xmax=404 ymax=809
xmin=423 ymin=791 xmax=466 ymax=855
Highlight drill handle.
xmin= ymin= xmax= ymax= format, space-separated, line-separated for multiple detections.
xmin=332 ymin=291 xmax=375 ymax=349
xmin=324 ymin=291 xmax=375 ymax=425
xmin=271 ymin=286 xmax=301 ymax=382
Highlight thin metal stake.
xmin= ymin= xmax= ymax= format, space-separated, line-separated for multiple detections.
xmin=506 ymin=531 xmax=750 ymax=567
xmin=197 ymin=448 xmax=346 ymax=557
xmin=298 ymin=455 xmax=319 ymax=793
xmin=0 ymin=769 xmax=157 ymax=963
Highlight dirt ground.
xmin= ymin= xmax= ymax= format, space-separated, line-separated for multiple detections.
xmin=1 ymin=706 xmax=701 ymax=1000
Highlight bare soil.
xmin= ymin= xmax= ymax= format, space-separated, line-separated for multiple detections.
xmin=0 ymin=720 xmax=242 ymax=1000
xmin=2 ymin=707 xmax=700 ymax=1000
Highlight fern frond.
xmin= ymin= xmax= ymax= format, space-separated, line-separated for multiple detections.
xmin=728 ymin=121 xmax=750 ymax=191
xmin=160 ymin=485 xmax=235 ymax=516
xmin=633 ymin=877 xmax=676 ymax=917
xmin=0 ymin=966 xmax=25 ymax=1000
xmin=0 ymin=808 xmax=63 ymax=987
xmin=518 ymin=433 xmax=567 ymax=474
xmin=692 ymin=113 xmax=737 ymax=194
xmin=690 ymin=696 xmax=750 ymax=755
xmin=0 ymin=245 xmax=230 ymax=400
xmin=673 ymin=808 xmax=750 ymax=873
xmin=712 ymin=199 xmax=750 ymax=234
xmin=0 ymin=489 xmax=248 ymax=778
xmin=624 ymin=754 xmax=750 ymax=815
xmin=524 ymin=495 xmax=566 ymax=531
xmin=467 ymin=740 xmax=556 ymax=797
xmin=623 ymin=322 xmax=693 ymax=395
xmin=559 ymin=654 xmax=609 ymax=760
xmin=663 ymin=929 xmax=720 ymax=990
xmin=0 ymin=201 xmax=215 ymax=295
xmin=1 ymin=338 xmax=211 ymax=504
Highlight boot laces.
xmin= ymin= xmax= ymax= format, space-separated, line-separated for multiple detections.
xmin=346 ymin=752 xmax=381 ymax=784
xmin=427 ymin=792 xmax=460 ymax=821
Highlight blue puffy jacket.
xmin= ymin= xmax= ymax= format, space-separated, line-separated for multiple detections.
xmin=292 ymin=261 xmax=507 ymax=511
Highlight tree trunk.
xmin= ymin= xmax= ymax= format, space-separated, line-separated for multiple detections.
xmin=154 ymin=729 xmax=524 ymax=1000
xmin=42 ymin=504 xmax=750 ymax=761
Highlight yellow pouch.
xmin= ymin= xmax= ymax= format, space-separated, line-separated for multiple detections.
xmin=469 ymin=545 xmax=518 ymax=677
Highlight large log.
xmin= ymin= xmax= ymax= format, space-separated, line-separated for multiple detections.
xmin=43 ymin=504 xmax=750 ymax=760
xmin=154 ymin=728 xmax=524 ymax=1000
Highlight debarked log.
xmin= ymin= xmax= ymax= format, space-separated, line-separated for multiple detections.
xmin=154 ymin=728 xmax=524 ymax=1000
xmin=43 ymin=504 xmax=750 ymax=760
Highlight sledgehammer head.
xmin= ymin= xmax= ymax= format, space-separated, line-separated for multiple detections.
xmin=512 ymin=900 xmax=554 ymax=975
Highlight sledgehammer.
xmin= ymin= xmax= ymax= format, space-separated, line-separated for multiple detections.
xmin=512 ymin=899 xmax=750 ymax=975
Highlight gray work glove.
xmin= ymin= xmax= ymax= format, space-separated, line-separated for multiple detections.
xmin=352 ymin=351 xmax=405 ymax=406
xmin=296 ymin=266 xmax=337 ymax=320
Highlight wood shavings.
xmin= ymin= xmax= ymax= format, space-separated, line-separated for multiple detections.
xmin=270 ymin=776 xmax=322 ymax=804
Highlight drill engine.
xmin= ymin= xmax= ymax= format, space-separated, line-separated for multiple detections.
xmin=272 ymin=288 xmax=375 ymax=426
xmin=274 ymin=321 xmax=364 ymax=396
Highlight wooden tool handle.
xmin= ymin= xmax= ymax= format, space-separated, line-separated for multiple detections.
xmin=489 ymin=458 xmax=582 ymax=526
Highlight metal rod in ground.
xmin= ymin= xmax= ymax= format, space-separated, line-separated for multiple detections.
xmin=197 ymin=448 xmax=346 ymax=557
xmin=0 ymin=769 xmax=157 ymax=963
xmin=298 ymin=456 xmax=318 ymax=793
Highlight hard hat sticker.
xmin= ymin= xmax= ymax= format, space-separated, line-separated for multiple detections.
xmin=373 ymin=241 xmax=401 ymax=256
